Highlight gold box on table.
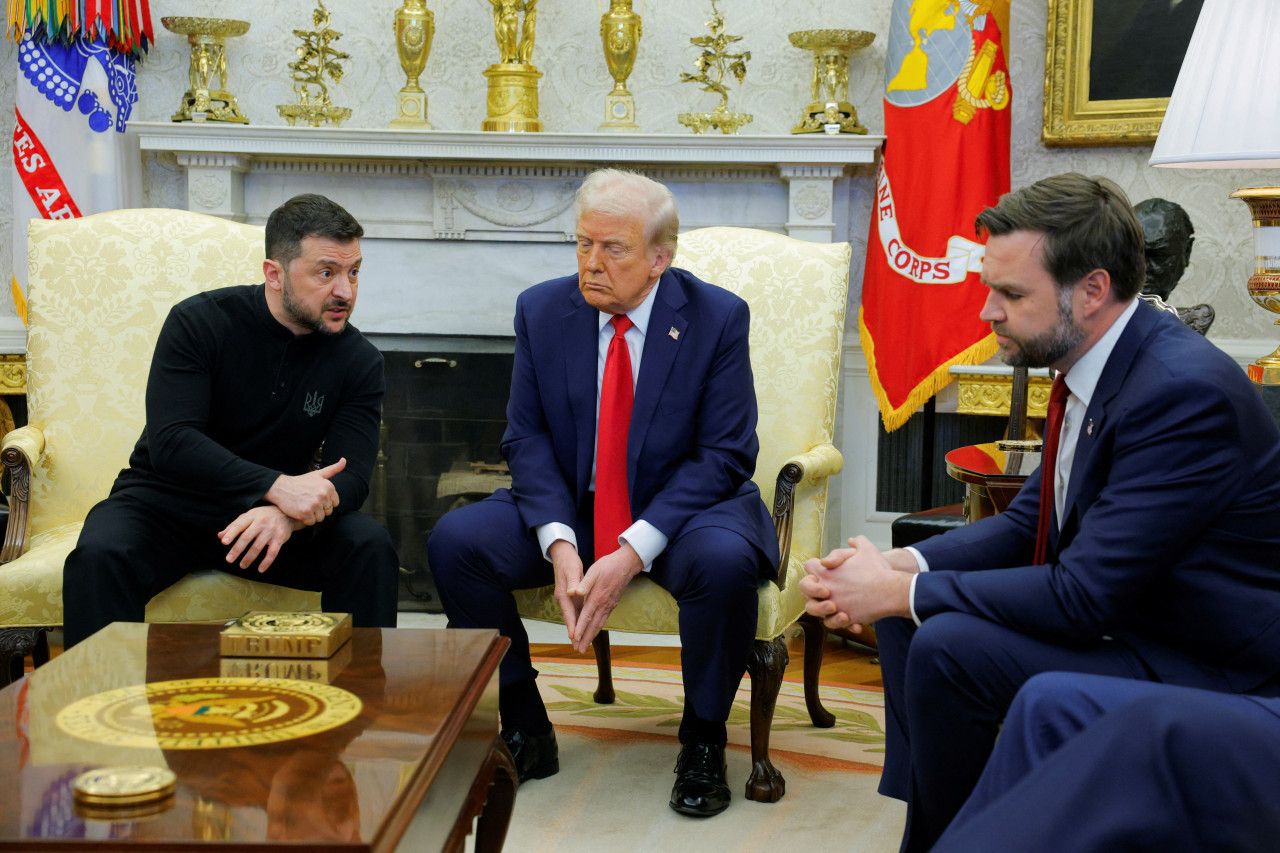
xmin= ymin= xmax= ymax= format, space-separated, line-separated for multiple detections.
xmin=219 ymin=611 xmax=352 ymax=659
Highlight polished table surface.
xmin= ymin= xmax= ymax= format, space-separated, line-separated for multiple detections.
xmin=0 ymin=623 xmax=511 ymax=851
xmin=945 ymin=441 xmax=1039 ymax=520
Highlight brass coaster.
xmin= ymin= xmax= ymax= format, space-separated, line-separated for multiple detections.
xmin=57 ymin=677 xmax=362 ymax=749
xmin=73 ymin=766 xmax=176 ymax=806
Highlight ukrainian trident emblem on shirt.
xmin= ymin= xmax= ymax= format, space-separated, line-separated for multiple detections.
xmin=303 ymin=391 xmax=325 ymax=417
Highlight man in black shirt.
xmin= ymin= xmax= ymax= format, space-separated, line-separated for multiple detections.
xmin=63 ymin=194 xmax=398 ymax=647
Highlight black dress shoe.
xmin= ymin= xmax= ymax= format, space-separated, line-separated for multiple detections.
xmin=669 ymin=741 xmax=731 ymax=817
xmin=501 ymin=728 xmax=559 ymax=782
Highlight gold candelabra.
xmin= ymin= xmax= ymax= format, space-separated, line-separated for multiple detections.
xmin=163 ymin=17 xmax=251 ymax=123
xmin=677 ymin=0 xmax=752 ymax=135
xmin=390 ymin=0 xmax=435 ymax=128
xmin=599 ymin=0 xmax=642 ymax=132
xmin=277 ymin=2 xmax=352 ymax=127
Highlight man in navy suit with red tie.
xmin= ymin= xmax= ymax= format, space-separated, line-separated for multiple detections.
xmin=801 ymin=173 xmax=1280 ymax=851
xmin=429 ymin=169 xmax=778 ymax=817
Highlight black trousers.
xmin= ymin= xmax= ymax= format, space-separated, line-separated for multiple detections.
xmin=62 ymin=490 xmax=400 ymax=647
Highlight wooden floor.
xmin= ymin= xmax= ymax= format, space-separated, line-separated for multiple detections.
xmin=32 ymin=628 xmax=885 ymax=690
xmin=532 ymin=631 xmax=884 ymax=690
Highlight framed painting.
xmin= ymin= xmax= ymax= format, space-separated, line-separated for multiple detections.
xmin=1042 ymin=0 xmax=1203 ymax=147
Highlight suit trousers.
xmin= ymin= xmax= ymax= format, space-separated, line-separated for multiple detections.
xmin=427 ymin=495 xmax=760 ymax=726
xmin=934 ymin=672 xmax=1280 ymax=853
xmin=62 ymin=489 xmax=400 ymax=648
xmin=875 ymin=613 xmax=1179 ymax=853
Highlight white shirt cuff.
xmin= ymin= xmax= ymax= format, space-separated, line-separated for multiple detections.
xmin=536 ymin=522 xmax=577 ymax=561
xmin=620 ymin=520 xmax=667 ymax=572
xmin=901 ymin=545 xmax=931 ymax=625
xmin=908 ymin=573 xmax=923 ymax=627
xmin=904 ymin=546 xmax=930 ymax=573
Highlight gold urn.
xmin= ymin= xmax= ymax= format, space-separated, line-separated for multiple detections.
xmin=1232 ymin=187 xmax=1280 ymax=384
xmin=599 ymin=0 xmax=641 ymax=131
xmin=390 ymin=0 xmax=435 ymax=128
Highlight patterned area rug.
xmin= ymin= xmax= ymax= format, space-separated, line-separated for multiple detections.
xmin=534 ymin=655 xmax=887 ymax=770
xmin=482 ymin=657 xmax=900 ymax=853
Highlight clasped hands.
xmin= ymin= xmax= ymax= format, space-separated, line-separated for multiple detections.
xmin=800 ymin=535 xmax=918 ymax=633
xmin=218 ymin=458 xmax=347 ymax=573
xmin=549 ymin=539 xmax=644 ymax=654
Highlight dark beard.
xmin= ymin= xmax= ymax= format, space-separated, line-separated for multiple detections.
xmin=282 ymin=275 xmax=347 ymax=336
xmin=997 ymin=288 xmax=1084 ymax=368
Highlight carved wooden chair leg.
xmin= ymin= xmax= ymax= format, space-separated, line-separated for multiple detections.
xmin=744 ymin=635 xmax=788 ymax=803
xmin=32 ymin=627 xmax=50 ymax=669
xmin=799 ymin=614 xmax=836 ymax=727
xmin=591 ymin=629 xmax=615 ymax=704
xmin=0 ymin=627 xmax=49 ymax=688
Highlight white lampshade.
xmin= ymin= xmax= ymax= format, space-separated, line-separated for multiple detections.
xmin=1150 ymin=0 xmax=1280 ymax=168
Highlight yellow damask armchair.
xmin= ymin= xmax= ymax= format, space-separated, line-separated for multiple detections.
xmin=514 ymin=226 xmax=850 ymax=803
xmin=0 ymin=209 xmax=320 ymax=685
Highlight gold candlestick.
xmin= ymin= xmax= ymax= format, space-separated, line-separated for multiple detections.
xmin=599 ymin=0 xmax=642 ymax=132
xmin=789 ymin=29 xmax=874 ymax=135
xmin=390 ymin=0 xmax=435 ymax=128
xmin=163 ymin=17 xmax=251 ymax=123
xmin=482 ymin=0 xmax=542 ymax=132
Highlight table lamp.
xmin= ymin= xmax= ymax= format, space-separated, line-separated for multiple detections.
xmin=1149 ymin=0 xmax=1280 ymax=384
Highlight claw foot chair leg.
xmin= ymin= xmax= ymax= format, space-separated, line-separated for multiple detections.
xmin=591 ymin=629 xmax=616 ymax=704
xmin=799 ymin=615 xmax=836 ymax=727
xmin=744 ymin=636 xmax=788 ymax=802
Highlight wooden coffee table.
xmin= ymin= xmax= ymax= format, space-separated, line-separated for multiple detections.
xmin=0 ymin=622 xmax=516 ymax=851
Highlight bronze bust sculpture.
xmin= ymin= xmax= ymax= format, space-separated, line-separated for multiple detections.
xmin=1135 ymin=197 xmax=1214 ymax=335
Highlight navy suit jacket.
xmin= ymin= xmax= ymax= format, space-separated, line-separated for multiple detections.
xmin=493 ymin=266 xmax=779 ymax=577
xmin=916 ymin=300 xmax=1280 ymax=693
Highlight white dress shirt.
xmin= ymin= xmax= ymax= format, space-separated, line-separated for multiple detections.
xmin=535 ymin=282 xmax=668 ymax=570
xmin=904 ymin=298 xmax=1140 ymax=623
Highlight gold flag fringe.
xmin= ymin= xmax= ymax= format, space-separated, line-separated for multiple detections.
xmin=859 ymin=306 xmax=997 ymax=432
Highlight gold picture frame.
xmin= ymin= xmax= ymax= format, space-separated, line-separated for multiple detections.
xmin=1042 ymin=0 xmax=1201 ymax=147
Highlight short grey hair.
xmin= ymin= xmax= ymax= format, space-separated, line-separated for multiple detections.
xmin=573 ymin=168 xmax=679 ymax=255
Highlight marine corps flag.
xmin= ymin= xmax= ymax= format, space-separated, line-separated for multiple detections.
xmin=860 ymin=1 xmax=1011 ymax=430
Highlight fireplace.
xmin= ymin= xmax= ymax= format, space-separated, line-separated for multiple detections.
xmin=374 ymin=345 xmax=515 ymax=612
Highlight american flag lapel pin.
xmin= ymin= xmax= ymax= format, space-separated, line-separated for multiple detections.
xmin=669 ymin=326 xmax=679 ymax=340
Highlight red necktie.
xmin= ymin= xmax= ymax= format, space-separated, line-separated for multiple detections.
xmin=1034 ymin=376 xmax=1070 ymax=565
xmin=595 ymin=314 xmax=634 ymax=560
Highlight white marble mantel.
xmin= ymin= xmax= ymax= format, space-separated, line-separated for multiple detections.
xmin=135 ymin=122 xmax=882 ymax=337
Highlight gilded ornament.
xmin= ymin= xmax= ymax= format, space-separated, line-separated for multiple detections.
xmin=598 ymin=0 xmax=642 ymax=132
xmin=482 ymin=0 xmax=543 ymax=132
xmin=163 ymin=17 xmax=251 ymax=124
xmin=389 ymin=0 xmax=435 ymax=128
xmin=277 ymin=2 xmax=353 ymax=128
xmin=788 ymin=29 xmax=873 ymax=135
xmin=677 ymin=0 xmax=752 ymax=134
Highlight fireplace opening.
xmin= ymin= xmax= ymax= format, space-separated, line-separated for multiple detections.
xmin=374 ymin=347 xmax=515 ymax=613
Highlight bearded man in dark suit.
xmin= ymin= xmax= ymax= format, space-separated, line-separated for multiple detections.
xmin=802 ymin=173 xmax=1280 ymax=852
